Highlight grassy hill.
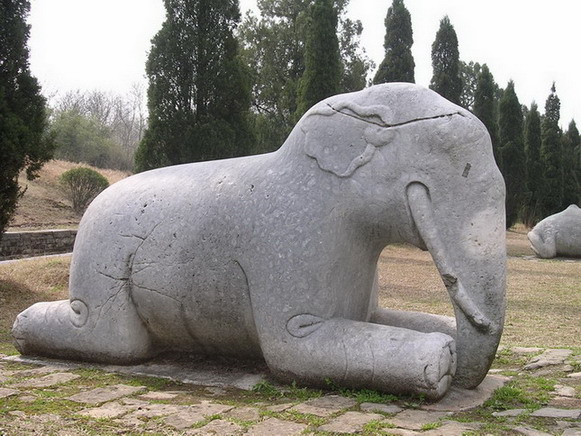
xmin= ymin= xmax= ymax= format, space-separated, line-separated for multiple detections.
xmin=8 ymin=160 xmax=130 ymax=231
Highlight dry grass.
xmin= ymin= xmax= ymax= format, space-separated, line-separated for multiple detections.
xmin=8 ymin=160 xmax=129 ymax=230
xmin=0 ymin=231 xmax=579 ymax=351
xmin=0 ymin=257 xmax=70 ymax=346
xmin=377 ymin=230 xmax=580 ymax=348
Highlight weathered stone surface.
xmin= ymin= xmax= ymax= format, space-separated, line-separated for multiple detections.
xmin=224 ymin=406 xmax=261 ymax=421
xmin=360 ymin=402 xmax=403 ymax=414
xmin=514 ymin=427 xmax=553 ymax=436
xmin=567 ymin=372 xmax=581 ymax=379
xmin=524 ymin=349 xmax=573 ymax=370
xmin=264 ymin=402 xmax=294 ymax=412
xmin=530 ymin=407 xmax=581 ymax=419
xmin=0 ymin=387 xmax=19 ymax=398
xmin=318 ymin=411 xmax=383 ymax=433
xmin=164 ymin=402 xmax=234 ymax=430
xmin=554 ymin=384 xmax=576 ymax=397
xmin=528 ymin=205 xmax=581 ymax=258
xmin=79 ymin=401 xmax=137 ymax=419
xmin=423 ymin=421 xmax=480 ymax=435
xmin=138 ymin=391 xmax=179 ymax=400
xmin=512 ymin=347 xmax=543 ymax=354
xmin=12 ymin=372 xmax=80 ymax=388
xmin=290 ymin=395 xmax=357 ymax=417
xmin=388 ymin=410 xmax=449 ymax=430
xmin=562 ymin=429 xmax=581 ymax=436
xmin=492 ymin=409 xmax=526 ymax=417
xmin=188 ymin=419 xmax=244 ymax=435
xmin=67 ymin=384 xmax=146 ymax=404
xmin=246 ymin=418 xmax=307 ymax=436
xmin=12 ymin=83 xmax=506 ymax=400
xmin=422 ymin=375 xmax=509 ymax=412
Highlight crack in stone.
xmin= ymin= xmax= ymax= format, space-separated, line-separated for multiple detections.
xmin=326 ymin=103 xmax=463 ymax=129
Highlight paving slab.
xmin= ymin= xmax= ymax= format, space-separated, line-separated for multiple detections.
xmin=0 ymin=387 xmax=19 ymax=398
xmin=224 ymin=406 xmax=262 ymax=421
xmin=12 ymin=372 xmax=80 ymax=388
xmin=524 ymin=349 xmax=573 ymax=370
xmin=246 ymin=417 xmax=307 ymax=436
xmin=530 ymin=407 xmax=581 ymax=419
xmin=164 ymin=402 xmax=234 ymax=430
xmin=138 ymin=391 xmax=179 ymax=400
xmin=79 ymin=401 xmax=138 ymax=419
xmin=554 ymin=385 xmax=577 ymax=397
xmin=387 ymin=410 xmax=449 ymax=431
xmin=5 ymin=354 xmax=271 ymax=391
xmin=187 ymin=419 xmax=244 ymax=435
xmin=423 ymin=421 xmax=480 ymax=435
xmin=67 ymin=384 xmax=146 ymax=404
xmin=514 ymin=427 xmax=553 ymax=436
xmin=360 ymin=402 xmax=403 ymax=414
xmin=290 ymin=394 xmax=357 ymax=417
xmin=318 ymin=411 xmax=383 ymax=433
xmin=264 ymin=402 xmax=294 ymax=412
xmin=492 ymin=408 xmax=527 ymax=417
xmin=422 ymin=375 xmax=509 ymax=412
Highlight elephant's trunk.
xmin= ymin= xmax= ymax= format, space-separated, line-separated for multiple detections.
xmin=407 ymin=182 xmax=506 ymax=388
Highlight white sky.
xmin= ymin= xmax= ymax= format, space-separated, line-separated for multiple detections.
xmin=28 ymin=0 xmax=580 ymax=128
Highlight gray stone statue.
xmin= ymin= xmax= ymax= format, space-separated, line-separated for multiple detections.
xmin=12 ymin=84 xmax=506 ymax=400
xmin=528 ymin=204 xmax=581 ymax=258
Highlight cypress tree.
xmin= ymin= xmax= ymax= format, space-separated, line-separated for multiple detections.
xmin=135 ymin=0 xmax=254 ymax=172
xmin=522 ymin=102 xmax=543 ymax=226
xmin=373 ymin=0 xmax=414 ymax=84
xmin=0 ymin=0 xmax=55 ymax=238
xmin=429 ymin=16 xmax=462 ymax=105
xmin=296 ymin=0 xmax=342 ymax=118
xmin=473 ymin=64 xmax=500 ymax=165
xmin=498 ymin=81 xmax=526 ymax=228
xmin=539 ymin=83 xmax=564 ymax=217
xmin=561 ymin=120 xmax=580 ymax=206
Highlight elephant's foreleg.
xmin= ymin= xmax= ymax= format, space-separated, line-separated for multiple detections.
xmin=260 ymin=318 xmax=456 ymax=400
xmin=369 ymin=307 xmax=457 ymax=339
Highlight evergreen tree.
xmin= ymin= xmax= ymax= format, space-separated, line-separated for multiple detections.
xmin=561 ymin=120 xmax=580 ymax=206
xmin=296 ymin=0 xmax=341 ymax=118
xmin=373 ymin=0 xmax=414 ymax=84
xmin=498 ymin=81 xmax=526 ymax=228
xmin=135 ymin=0 xmax=254 ymax=172
xmin=473 ymin=64 xmax=500 ymax=165
xmin=539 ymin=83 xmax=564 ymax=217
xmin=239 ymin=0 xmax=371 ymax=153
xmin=429 ymin=16 xmax=462 ymax=105
xmin=459 ymin=61 xmax=480 ymax=110
xmin=0 ymin=0 xmax=55 ymax=238
xmin=522 ymin=102 xmax=543 ymax=226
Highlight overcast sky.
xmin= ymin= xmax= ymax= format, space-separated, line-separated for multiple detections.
xmin=28 ymin=0 xmax=580 ymax=128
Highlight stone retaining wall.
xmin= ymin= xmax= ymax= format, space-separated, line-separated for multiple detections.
xmin=0 ymin=229 xmax=77 ymax=260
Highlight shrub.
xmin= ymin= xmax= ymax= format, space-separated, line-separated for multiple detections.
xmin=60 ymin=167 xmax=109 ymax=215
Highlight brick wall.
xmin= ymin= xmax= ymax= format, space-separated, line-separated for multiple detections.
xmin=0 ymin=229 xmax=77 ymax=260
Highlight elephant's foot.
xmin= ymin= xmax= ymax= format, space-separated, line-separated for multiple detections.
xmin=262 ymin=318 xmax=457 ymax=400
xmin=12 ymin=298 xmax=154 ymax=364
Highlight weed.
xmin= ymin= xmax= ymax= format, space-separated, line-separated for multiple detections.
xmin=324 ymin=378 xmax=399 ymax=404
xmin=252 ymin=381 xmax=284 ymax=398
xmin=421 ymin=421 xmax=442 ymax=430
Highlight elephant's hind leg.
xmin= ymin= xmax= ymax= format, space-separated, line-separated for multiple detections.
xmin=12 ymin=273 xmax=154 ymax=364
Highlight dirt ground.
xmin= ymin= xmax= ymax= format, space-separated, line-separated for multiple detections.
xmin=8 ymin=160 xmax=129 ymax=231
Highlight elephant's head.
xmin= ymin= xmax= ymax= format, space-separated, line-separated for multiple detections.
xmin=296 ymin=83 xmax=506 ymax=389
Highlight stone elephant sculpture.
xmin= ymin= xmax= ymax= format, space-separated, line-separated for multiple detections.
xmin=13 ymin=83 xmax=506 ymax=400
xmin=528 ymin=204 xmax=581 ymax=258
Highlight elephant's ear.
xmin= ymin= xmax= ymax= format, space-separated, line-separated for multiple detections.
xmin=302 ymin=103 xmax=396 ymax=178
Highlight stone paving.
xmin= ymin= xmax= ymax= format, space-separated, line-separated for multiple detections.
xmin=0 ymin=347 xmax=579 ymax=435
